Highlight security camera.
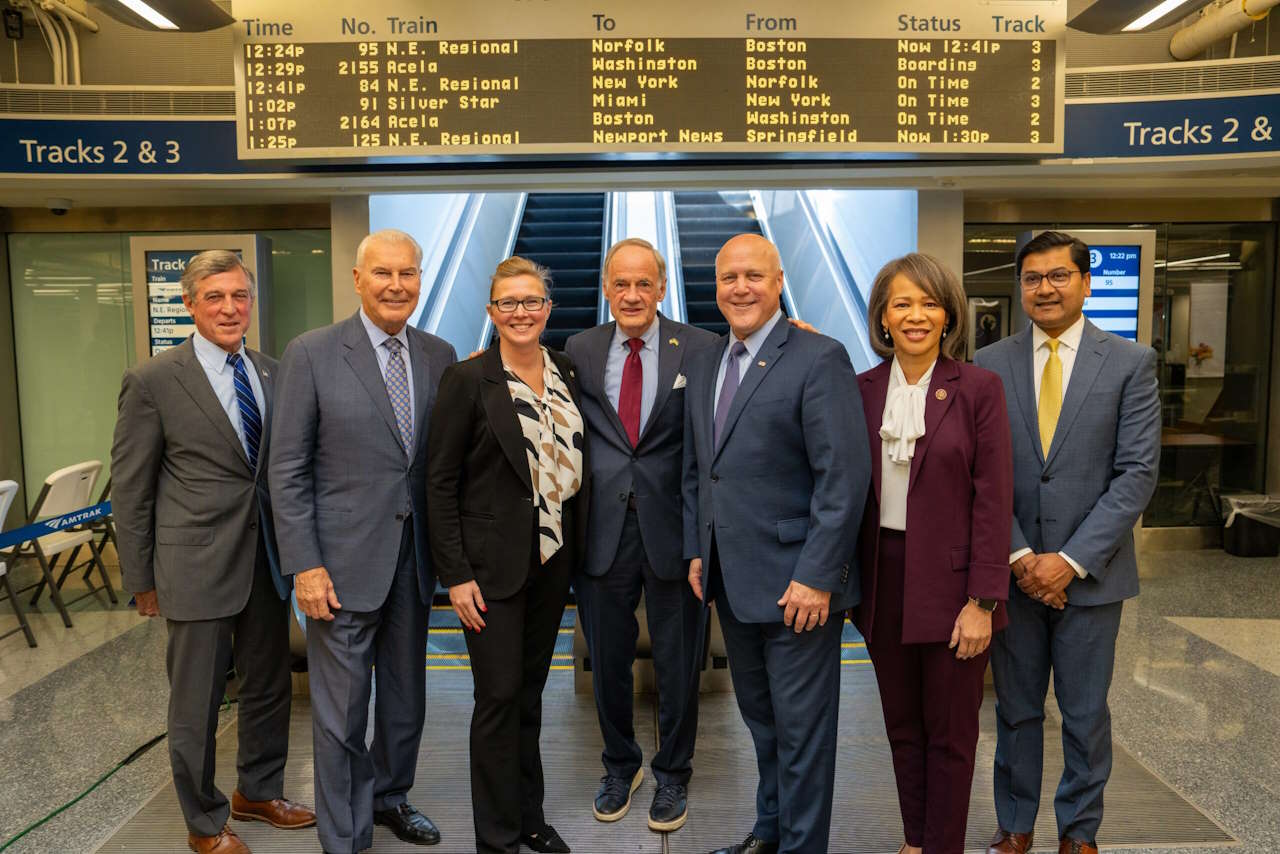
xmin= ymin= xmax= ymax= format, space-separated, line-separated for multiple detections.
xmin=46 ymin=198 xmax=72 ymax=216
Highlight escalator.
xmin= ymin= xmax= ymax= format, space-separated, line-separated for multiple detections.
xmin=672 ymin=190 xmax=766 ymax=336
xmin=509 ymin=193 xmax=606 ymax=350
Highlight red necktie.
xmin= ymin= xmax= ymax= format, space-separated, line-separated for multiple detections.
xmin=618 ymin=337 xmax=644 ymax=446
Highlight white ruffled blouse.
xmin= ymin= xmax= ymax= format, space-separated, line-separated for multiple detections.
xmin=878 ymin=357 xmax=936 ymax=531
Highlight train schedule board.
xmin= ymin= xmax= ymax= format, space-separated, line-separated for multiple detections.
xmin=231 ymin=0 xmax=1066 ymax=159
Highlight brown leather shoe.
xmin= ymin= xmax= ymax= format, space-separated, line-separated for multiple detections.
xmin=188 ymin=825 xmax=250 ymax=854
xmin=230 ymin=790 xmax=317 ymax=829
xmin=988 ymin=828 xmax=1034 ymax=854
xmin=1059 ymin=840 xmax=1098 ymax=854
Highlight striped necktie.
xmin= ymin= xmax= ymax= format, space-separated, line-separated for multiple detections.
xmin=226 ymin=352 xmax=262 ymax=468
xmin=384 ymin=337 xmax=413 ymax=453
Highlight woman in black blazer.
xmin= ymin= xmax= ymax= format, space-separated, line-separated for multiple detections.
xmin=427 ymin=256 xmax=590 ymax=854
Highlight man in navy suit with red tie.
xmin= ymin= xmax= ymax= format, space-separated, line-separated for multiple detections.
xmin=566 ymin=238 xmax=718 ymax=834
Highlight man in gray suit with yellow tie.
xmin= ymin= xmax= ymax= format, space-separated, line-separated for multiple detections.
xmin=975 ymin=231 xmax=1160 ymax=854
xmin=270 ymin=229 xmax=456 ymax=854
xmin=683 ymin=234 xmax=870 ymax=854
xmin=565 ymin=238 xmax=717 ymax=833
xmin=112 ymin=250 xmax=315 ymax=854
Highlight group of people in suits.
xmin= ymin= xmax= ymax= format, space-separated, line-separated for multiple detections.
xmin=110 ymin=224 xmax=1159 ymax=854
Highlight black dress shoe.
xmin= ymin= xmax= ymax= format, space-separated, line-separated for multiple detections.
xmin=373 ymin=803 xmax=440 ymax=845
xmin=707 ymin=833 xmax=779 ymax=854
xmin=520 ymin=822 xmax=570 ymax=853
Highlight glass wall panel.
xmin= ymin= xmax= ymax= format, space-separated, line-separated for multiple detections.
xmin=963 ymin=221 xmax=1276 ymax=528
xmin=7 ymin=234 xmax=133 ymax=499
xmin=261 ymin=228 xmax=333 ymax=355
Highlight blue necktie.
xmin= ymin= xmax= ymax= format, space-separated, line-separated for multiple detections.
xmin=714 ymin=341 xmax=748 ymax=447
xmin=226 ymin=352 xmax=262 ymax=468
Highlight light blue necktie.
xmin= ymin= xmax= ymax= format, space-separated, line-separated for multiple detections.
xmin=384 ymin=338 xmax=413 ymax=453
xmin=226 ymin=352 xmax=261 ymax=468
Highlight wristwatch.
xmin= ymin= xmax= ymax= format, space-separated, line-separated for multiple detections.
xmin=969 ymin=596 xmax=998 ymax=612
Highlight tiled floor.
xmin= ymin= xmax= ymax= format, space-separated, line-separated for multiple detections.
xmin=0 ymin=550 xmax=1277 ymax=853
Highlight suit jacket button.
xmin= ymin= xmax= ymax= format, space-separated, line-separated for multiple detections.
xmin=618 ymin=492 xmax=627 ymax=501
xmin=710 ymin=473 xmax=719 ymax=482
xmin=1041 ymin=475 xmax=1051 ymax=483
xmin=249 ymin=519 xmax=257 ymax=530
xmin=705 ymin=522 xmax=711 ymax=530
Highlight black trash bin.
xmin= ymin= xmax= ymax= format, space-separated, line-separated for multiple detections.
xmin=1221 ymin=495 xmax=1280 ymax=558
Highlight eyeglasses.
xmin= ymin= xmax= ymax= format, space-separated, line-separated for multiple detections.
xmin=1019 ymin=268 xmax=1082 ymax=290
xmin=490 ymin=296 xmax=549 ymax=313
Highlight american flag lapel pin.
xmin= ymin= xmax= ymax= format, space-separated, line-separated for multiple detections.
xmin=669 ymin=337 xmax=679 ymax=347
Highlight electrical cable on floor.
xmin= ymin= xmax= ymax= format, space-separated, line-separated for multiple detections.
xmin=0 ymin=696 xmax=238 ymax=852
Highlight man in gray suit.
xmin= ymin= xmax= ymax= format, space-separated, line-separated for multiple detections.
xmin=270 ymin=229 xmax=456 ymax=854
xmin=564 ymin=238 xmax=718 ymax=833
xmin=975 ymin=231 xmax=1160 ymax=854
xmin=112 ymin=250 xmax=315 ymax=854
xmin=683 ymin=234 xmax=870 ymax=854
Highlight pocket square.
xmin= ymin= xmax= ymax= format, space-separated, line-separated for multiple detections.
xmin=673 ymin=373 xmax=687 ymax=390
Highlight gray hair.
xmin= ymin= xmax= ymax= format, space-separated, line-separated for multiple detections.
xmin=180 ymin=250 xmax=255 ymax=302
xmin=356 ymin=228 xmax=424 ymax=269
xmin=602 ymin=237 xmax=667 ymax=284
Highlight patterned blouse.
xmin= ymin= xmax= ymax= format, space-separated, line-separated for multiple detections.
xmin=504 ymin=348 xmax=585 ymax=563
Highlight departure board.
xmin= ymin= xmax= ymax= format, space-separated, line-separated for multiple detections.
xmin=232 ymin=0 xmax=1067 ymax=159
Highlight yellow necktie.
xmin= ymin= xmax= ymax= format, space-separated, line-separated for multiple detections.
xmin=1038 ymin=339 xmax=1062 ymax=456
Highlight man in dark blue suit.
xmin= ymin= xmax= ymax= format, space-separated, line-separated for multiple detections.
xmin=975 ymin=231 xmax=1160 ymax=854
xmin=682 ymin=234 xmax=870 ymax=854
xmin=566 ymin=238 xmax=718 ymax=834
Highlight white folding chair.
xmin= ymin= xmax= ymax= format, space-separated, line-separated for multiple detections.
xmin=12 ymin=461 xmax=117 ymax=627
xmin=0 ymin=479 xmax=37 ymax=647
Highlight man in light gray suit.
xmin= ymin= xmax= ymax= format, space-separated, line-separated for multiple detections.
xmin=974 ymin=231 xmax=1160 ymax=854
xmin=112 ymin=250 xmax=315 ymax=854
xmin=683 ymin=234 xmax=870 ymax=854
xmin=270 ymin=229 xmax=456 ymax=854
xmin=564 ymin=238 xmax=718 ymax=833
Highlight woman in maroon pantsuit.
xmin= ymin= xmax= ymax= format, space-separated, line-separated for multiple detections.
xmin=853 ymin=253 xmax=1014 ymax=854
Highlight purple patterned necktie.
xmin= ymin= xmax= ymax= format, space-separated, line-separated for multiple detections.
xmin=714 ymin=341 xmax=748 ymax=447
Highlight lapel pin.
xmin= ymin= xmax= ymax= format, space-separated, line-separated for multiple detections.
xmin=669 ymin=337 xmax=679 ymax=347
xmin=261 ymin=368 xmax=269 ymax=377
xmin=758 ymin=360 xmax=767 ymax=367
xmin=935 ymin=389 xmax=947 ymax=400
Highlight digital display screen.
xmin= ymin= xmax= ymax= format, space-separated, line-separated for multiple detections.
xmin=1085 ymin=245 xmax=1140 ymax=340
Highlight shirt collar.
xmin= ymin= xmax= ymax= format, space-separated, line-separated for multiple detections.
xmin=359 ymin=308 xmax=410 ymax=353
xmin=611 ymin=314 xmax=661 ymax=352
xmin=1033 ymin=314 xmax=1086 ymax=354
xmin=729 ymin=308 xmax=784 ymax=361
xmin=192 ymin=329 xmax=245 ymax=375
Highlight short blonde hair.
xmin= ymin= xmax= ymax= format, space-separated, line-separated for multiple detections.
xmin=867 ymin=253 xmax=967 ymax=362
xmin=490 ymin=256 xmax=552 ymax=299
xmin=602 ymin=237 xmax=666 ymax=284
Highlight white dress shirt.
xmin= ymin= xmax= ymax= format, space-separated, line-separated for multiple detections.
xmin=359 ymin=309 xmax=416 ymax=439
xmin=714 ymin=309 xmax=783 ymax=404
xmin=191 ymin=330 xmax=266 ymax=461
xmin=879 ymin=357 xmax=935 ymax=531
xmin=1010 ymin=314 xmax=1088 ymax=578
xmin=604 ymin=315 xmax=660 ymax=429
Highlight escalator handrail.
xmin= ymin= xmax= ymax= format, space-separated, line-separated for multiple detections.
xmin=658 ymin=191 xmax=688 ymax=324
xmin=476 ymin=192 xmax=530 ymax=352
xmin=749 ymin=190 xmax=800 ymax=319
